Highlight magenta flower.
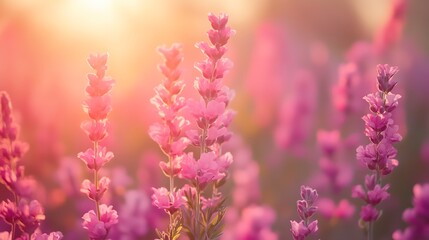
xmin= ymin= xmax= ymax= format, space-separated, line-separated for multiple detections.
xmin=290 ymin=220 xmax=318 ymax=240
xmin=290 ymin=186 xmax=318 ymax=240
xmin=80 ymin=177 xmax=110 ymax=202
xmin=393 ymin=183 xmax=429 ymax=240
xmin=151 ymin=187 xmax=185 ymax=214
xmin=82 ymin=204 xmax=118 ymax=240
xmin=78 ymin=147 xmax=114 ymax=171
xmin=360 ymin=204 xmax=379 ymax=222
xmin=353 ymin=64 xmax=402 ymax=238
xmin=80 ymin=120 xmax=108 ymax=142
xmin=0 ymin=199 xmax=17 ymax=224
xmin=17 ymin=199 xmax=46 ymax=235
xmin=0 ymin=92 xmax=62 ymax=239
xmin=149 ymin=43 xmax=190 ymax=239
xmin=179 ymin=152 xmax=226 ymax=189
xmin=32 ymin=232 xmax=64 ymax=240
xmin=79 ymin=53 xmax=117 ymax=239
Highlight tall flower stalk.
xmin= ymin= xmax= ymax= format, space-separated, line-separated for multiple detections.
xmin=0 ymin=92 xmax=62 ymax=240
xmin=352 ymin=64 xmax=402 ymax=240
xmin=393 ymin=183 xmax=429 ymax=240
xmin=149 ymin=44 xmax=188 ymax=240
xmin=179 ymin=12 xmax=235 ymax=239
xmin=78 ymin=53 xmax=118 ymax=240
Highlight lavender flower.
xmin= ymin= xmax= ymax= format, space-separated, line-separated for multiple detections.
xmin=393 ymin=183 xmax=429 ymax=240
xmin=178 ymin=12 xmax=235 ymax=239
xmin=352 ymin=64 xmax=402 ymax=239
xmin=149 ymin=43 xmax=188 ymax=240
xmin=0 ymin=92 xmax=62 ymax=239
xmin=78 ymin=54 xmax=117 ymax=239
xmin=290 ymin=186 xmax=318 ymax=240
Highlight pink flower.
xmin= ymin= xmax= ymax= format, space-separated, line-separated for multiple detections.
xmin=178 ymin=152 xmax=198 ymax=180
xmin=82 ymin=204 xmax=118 ymax=240
xmin=80 ymin=177 xmax=110 ymax=202
xmin=159 ymin=156 xmax=182 ymax=177
xmin=87 ymin=53 xmax=108 ymax=73
xmin=196 ymin=152 xmax=225 ymax=184
xmin=0 ymin=199 xmax=17 ymax=224
xmin=189 ymin=99 xmax=225 ymax=128
xmin=86 ymin=73 xmax=114 ymax=97
xmin=18 ymin=199 xmax=45 ymax=235
xmin=360 ymin=204 xmax=379 ymax=222
xmin=148 ymin=123 xmax=170 ymax=150
xmin=80 ymin=120 xmax=108 ymax=142
xmin=151 ymin=187 xmax=184 ymax=214
xmin=179 ymin=152 xmax=226 ymax=187
xmin=291 ymin=186 xmax=318 ymax=240
xmin=78 ymin=147 xmax=114 ymax=171
xmin=290 ymin=220 xmax=318 ymax=240
xmin=157 ymin=44 xmax=183 ymax=71
xmin=33 ymin=232 xmax=63 ymax=240
xmin=376 ymin=64 xmax=399 ymax=93
xmin=208 ymin=13 xmax=228 ymax=30
xmin=83 ymin=95 xmax=112 ymax=121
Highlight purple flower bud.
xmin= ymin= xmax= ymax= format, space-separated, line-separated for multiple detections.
xmin=376 ymin=64 xmax=399 ymax=93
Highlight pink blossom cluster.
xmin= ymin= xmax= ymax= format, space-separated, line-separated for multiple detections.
xmin=290 ymin=186 xmax=319 ymax=240
xmin=352 ymin=64 xmax=402 ymax=233
xmin=393 ymin=183 xmax=429 ymax=240
xmin=0 ymin=92 xmax=62 ymax=239
xmin=149 ymin=13 xmax=235 ymax=239
xmin=181 ymin=12 xmax=235 ymax=238
xmin=149 ymin=43 xmax=188 ymax=216
xmin=78 ymin=54 xmax=118 ymax=240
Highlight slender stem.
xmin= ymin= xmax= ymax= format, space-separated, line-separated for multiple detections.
xmin=368 ymin=221 xmax=374 ymax=240
xmin=195 ymin=182 xmax=201 ymax=238
xmin=10 ymin=192 xmax=20 ymax=239
xmin=93 ymin=140 xmax=101 ymax=220
xmin=169 ymin=155 xmax=174 ymax=193
xmin=10 ymin=219 xmax=15 ymax=240
xmin=168 ymin=155 xmax=175 ymax=239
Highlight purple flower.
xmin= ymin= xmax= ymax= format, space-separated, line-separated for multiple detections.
xmin=151 ymin=187 xmax=185 ymax=214
xmin=80 ymin=54 xmax=117 ymax=238
xmin=360 ymin=204 xmax=379 ymax=222
xmin=78 ymin=147 xmax=114 ymax=171
xmin=80 ymin=177 xmax=110 ymax=202
xmin=354 ymin=64 xmax=402 ymax=238
xmin=290 ymin=186 xmax=318 ymax=240
xmin=376 ymin=64 xmax=399 ymax=93
xmin=393 ymin=183 xmax=429 ymax=240
xmin=82 ymin=204 xmax=118 ymax=240
xmin=17 ymin=199 xmax=45 ymax=235
xmin=290 ymin=220 xmax=318 ymax=240
xmin=33 ymin=232 xmax=63 ymax=240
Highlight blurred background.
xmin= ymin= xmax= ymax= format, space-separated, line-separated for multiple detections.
xmin=1 ymin=0 xmax=429 ymax=239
